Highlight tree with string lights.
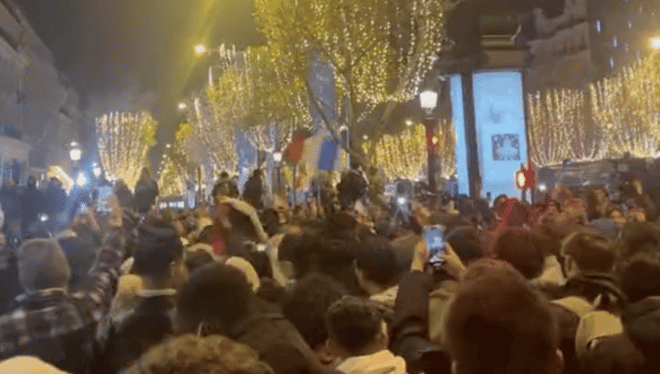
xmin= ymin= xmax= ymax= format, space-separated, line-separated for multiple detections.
xmin=590 ymin=59 xmax=660 ymax=159
xmin=365 ymin=122 xmax=455 ymax=180
xmin=253 ymin=0 xmax=451 ymax=160
xmin=527 ymin=88 xmax=603 ymax=167
xmin=96 ymin=111 xmax=156 ymax=190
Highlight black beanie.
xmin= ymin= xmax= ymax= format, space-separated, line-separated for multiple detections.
xmin=132 ymin=222 xmax=183 ymax=277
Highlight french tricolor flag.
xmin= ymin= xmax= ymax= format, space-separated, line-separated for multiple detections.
xmin=302 ymin=130 xmax=342 ymax=172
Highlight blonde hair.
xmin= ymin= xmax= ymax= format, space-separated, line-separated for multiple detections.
xmin=123 ymin=334 xmax=273 ymax=374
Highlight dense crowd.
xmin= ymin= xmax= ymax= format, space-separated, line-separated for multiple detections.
xmin=0 ymin=167 xmax=659 ymax=374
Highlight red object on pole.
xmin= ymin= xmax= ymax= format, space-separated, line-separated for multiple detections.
xmin=286 ymin=133 xmax=305 ymax=163
xmin=515 ymin=164 xmax=536 ymax=191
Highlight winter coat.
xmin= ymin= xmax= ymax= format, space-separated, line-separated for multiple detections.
xmin=45 ymin=185 xmax=67 ymax=216
xmin=228 ymin=310 xmax=333 ymax=374
xmin=580 ymin=297 xmax=660 ymax=373
xmin=390 ymin=271 xmax=451 ymax=374
xmin=98 ymin=294 xmax=176 ymax=374
xmin=115 ymin=184 xmax=134 ymax=210
xmin=0 ymin=186 xmax=21 ymax=219
xmin=428 ymin=280 xmax=458 ymax=347
xmin=133 ymin=179 xmax=158 ymax=213
xmin=338 ymin=350 xmax=407 ymax=374
xmin=21 ymin=186 xmax=47 ymax=227
xmin=242 ymin=176 xmax=264 ymax=210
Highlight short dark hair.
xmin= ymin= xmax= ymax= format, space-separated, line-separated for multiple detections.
xmin=562 ymin=232 xmax=616 ymax=273
xmin=493 ymin=227 xmax=544 ymax=280
xmin=197 ymin=225 xmax=215 ymax=245
xmin=122 ymin=334 xmax=273 ymax=374
xmin=184 ymin=249 xmax=215 ymax=274
xmin=621 ymin=252 xmax=660 ymax=304
xmin=325 ymin=296 xmax=383 ymax=355
xmin=132 ymin=220 xmax=184 ymax=278
xmin=446 ymin=226 xmax=484 ymax=266
xmin=176 ymin=263 xmax=254 ymax=335
xmin=283 ymin=273 xmax=346 ymax=349
xmin=620 ymin=222 xmax=660 ymax=259
xmin=355 ymin=236 xmax=400 ymax=286
xmin=444 ymin=259 xmax=559 ymax=374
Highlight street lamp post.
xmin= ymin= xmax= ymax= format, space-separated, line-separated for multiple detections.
xmin=69 ymin=141 xmax=82 ymax=186
xmin=420 ymin=90 xmax=439 ymax=193
xmin=273 ymin=151 xmax=283 ymax=194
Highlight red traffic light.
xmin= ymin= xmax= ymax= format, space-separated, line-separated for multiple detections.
xmin=515 ymin=166 xmax=536 ymax=191
xmin=515 ymin=168 xmax=527 ymax=190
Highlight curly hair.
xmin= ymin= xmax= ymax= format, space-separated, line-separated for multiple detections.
xmin=122 ymin=334 xmax=273 ymax=374
xmin=283 ymin=272 xmax=346 ymax=349
xmin=325 ymin=296 xmax=384 ymax=355
xmin=176 ymin=263 xmax=254 ymax=335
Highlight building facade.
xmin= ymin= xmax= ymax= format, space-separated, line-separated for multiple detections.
xmin=0 ymin=0 xmax=85 ymax=185
xmin=525 ymin=0 xmax=660 ymax=92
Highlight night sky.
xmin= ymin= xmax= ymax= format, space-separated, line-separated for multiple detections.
xmin=15 ymin=0 xmax=265 ymax=155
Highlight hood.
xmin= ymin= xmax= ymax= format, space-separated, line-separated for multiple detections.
xmin=370 ymin=286 xmax=399 ymax=310
xmin=338 ymin=350 xmax=407 ymax=374
xmin=623 ymin=296 xmax=660 ymax=359
xmin=564 ymin=272 xmax=625 ymax=306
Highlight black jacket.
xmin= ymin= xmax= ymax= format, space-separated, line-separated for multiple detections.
xmin=390 ymin=271 xmax=451 ymax=374
xmin=99 ymin=294 xmax=176 ymax=374
xmin=228 ymin=309 xmax=333 ymax=374
xmin=133 ymin=179 xmax=158 ymax=213
xmin=0 ymin=186 xmax=21 ymax=219
xmin=45 ymin=185 xmax=67 ymax=216
xmin=581 ymin=297 xmax=660 ymax=373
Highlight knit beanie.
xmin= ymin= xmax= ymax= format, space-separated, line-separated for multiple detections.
xmin=132 ymin=222 xmax=183 ymax=277
xmin=18 ymin=239 xmax=71 ymax=292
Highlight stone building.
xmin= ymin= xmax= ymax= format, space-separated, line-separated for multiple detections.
xmin=0 ymin=0 xmax=85 ymax=185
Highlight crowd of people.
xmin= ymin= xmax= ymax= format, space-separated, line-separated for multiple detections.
xmin=0 ymin=165 xmax=658 ymax=374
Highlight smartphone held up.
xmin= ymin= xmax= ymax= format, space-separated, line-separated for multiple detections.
xmin=423 ymin=225 xmax=446 ymax=270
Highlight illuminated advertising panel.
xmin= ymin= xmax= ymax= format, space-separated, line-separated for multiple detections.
xmin=472 ymin=71 xmax=527 ymax=198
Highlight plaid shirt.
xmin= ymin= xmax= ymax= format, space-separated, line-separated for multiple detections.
xmin=0 ymin=229 xmax=126 ymax=370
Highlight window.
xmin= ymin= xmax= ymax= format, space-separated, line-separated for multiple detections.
xmin=613 ymin=36 xmax=618 ymax=48
xmin=610 ymin=57 xmax=615 ymax=69
xmin=596 ymin=20 xmax=602 ymax=33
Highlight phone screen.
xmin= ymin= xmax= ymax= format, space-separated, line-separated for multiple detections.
xmin=97 ymin=186 xmax=113 ymax=213
xmin=423 ymin=225 xmax=446 ymax=269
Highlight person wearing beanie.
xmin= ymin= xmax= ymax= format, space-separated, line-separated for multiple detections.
xmin=0 ymin=196 xmax=127 ymax=374
xmin=98 ymin=218 xmax=187 ymax=374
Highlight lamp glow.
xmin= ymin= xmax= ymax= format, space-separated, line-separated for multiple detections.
xmin=178 ymin=102 xmax=187 ymax=111
xmin=76 ymin=173 xmax=88 ymax=186
xmin=651 ymin=37 xmax=660 ymax=50
xmin=273 ymin=151 xmax=283 ymax=163
xmin=420 ymin=90 xmax=438 ymax=112
xmin=69 ymin=142 xmax=82 ymax=162
xmin=194 ymin=44 xmax=207 ymax=55
xmin=93 ymin=166 xmax=102 ymax=178
xmin=406 ymin=119 xmax=413 ymax=127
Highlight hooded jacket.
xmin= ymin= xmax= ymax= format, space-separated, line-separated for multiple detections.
xmin=338 ymin=350 xmax=407 ymax=374
xmin=581 ymin=297 xmax=660 ymax=373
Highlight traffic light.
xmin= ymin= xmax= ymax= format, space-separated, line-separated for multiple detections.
xmin=515 ymin=165 xmax=536 ymax=191
xmin=426 ymin=125 xmax=439 ymax=153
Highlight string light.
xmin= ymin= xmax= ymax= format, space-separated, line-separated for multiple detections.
xmin=528 ymin=57 xmax=660 ymax=166
xmin=252 ymin=0 xmax=451 ymax=138
xmin=96 ymin=111 xmax=156 ymax=190
xmin=365 ymin=122 xmax=455 ymax=180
